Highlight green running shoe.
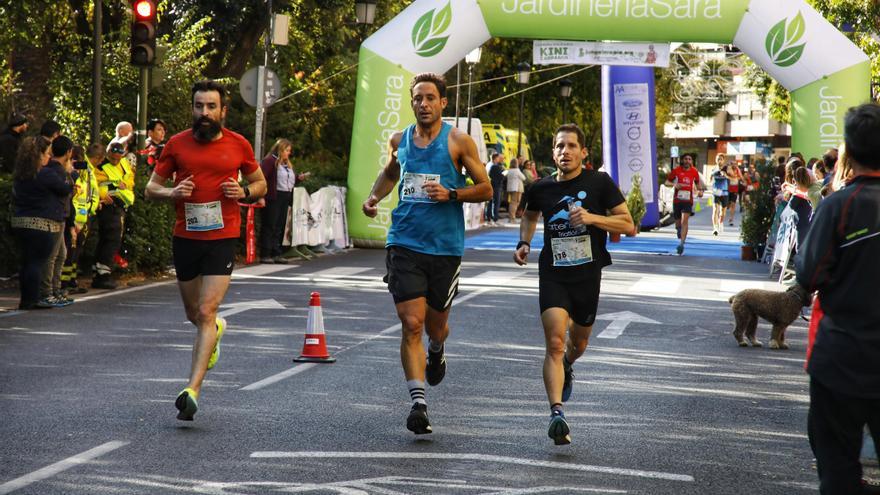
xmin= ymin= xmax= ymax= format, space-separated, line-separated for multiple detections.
xmin=207 ymin=317 xmax=226 ymax=370
xmin=175 ymin=387 xmax=198 ymax=421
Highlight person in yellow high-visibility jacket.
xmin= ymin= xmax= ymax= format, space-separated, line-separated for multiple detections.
xmin=92 ymin=141 xmax=135 ymax=290
xmin=61 ymin=143 xmax=103 ymax=294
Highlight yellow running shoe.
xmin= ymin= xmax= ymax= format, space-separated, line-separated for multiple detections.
xmin=207 ymin=317 xmax=226 ymax=370
xmin=175 ymin=387 xmax=198 ymax=421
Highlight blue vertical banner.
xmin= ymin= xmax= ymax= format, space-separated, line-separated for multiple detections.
xmin=601 ymin=65 xmax=659 ymax=229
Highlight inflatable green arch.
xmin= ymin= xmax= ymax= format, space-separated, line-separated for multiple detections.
xmin=346 ymin=0 xmax=870 ymax=246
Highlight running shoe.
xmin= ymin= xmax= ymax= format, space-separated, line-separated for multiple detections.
xmin=561 ymin=359 xmax=574 ymax=402
xmin=406 ymin=403 xmax=432 ymax=435
xmin=676 ymin=243 xmax=684 ymax=256
xmin=35 ymin=298 xmax=56 ymax=309
xmin=425 ymin=344 xmax=446 ymax=386
xmin=207 ymin=317 xmax=226 ymax=370
xmin=175 ymin=387 xmax=198 ymax=421
xmin=712 ymin=229 xmax=718 ymax=236
xmin=548 ymin=409 xmax=571 ymax=445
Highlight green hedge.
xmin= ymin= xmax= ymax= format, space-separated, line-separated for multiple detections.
xmin=119 ymin=170 xmax=177 ymax=275
xmin=0 ymin=177 xmax=19 ymax=277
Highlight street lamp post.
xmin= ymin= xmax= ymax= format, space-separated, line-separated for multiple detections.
xmin=465 ymin=46 xmax=482 ymax=135
xmin=355 ymin=0 xmax=377 ymax=25
xmin=559 ymin=78 xmax=572 ymax=124
xmin=516 ymin=62 xmax=530 ymax=159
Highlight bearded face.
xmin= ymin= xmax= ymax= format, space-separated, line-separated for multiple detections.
xmin=192 ymin=115 xmax=222 ymax=142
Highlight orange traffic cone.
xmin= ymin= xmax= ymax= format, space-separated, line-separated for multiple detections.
xmin=293 ymin=292 xmax=336 ymax=363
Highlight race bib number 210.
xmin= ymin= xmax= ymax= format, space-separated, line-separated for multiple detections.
xmin=401 ymin=173 xmax=440 ymax=203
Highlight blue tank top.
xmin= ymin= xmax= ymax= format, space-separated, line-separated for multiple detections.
xmin=387 ymin=123 xmax=466 ymax=256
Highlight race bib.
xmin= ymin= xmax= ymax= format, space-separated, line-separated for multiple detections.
xmin=185 ymin=201 xmax=224 ymax=231
xmin=676 ymin=189 xmax=692 ymax=201
xmin=551 ymin=235 xmax=593 ymax=267
xmin=401 ymin=173 xmax=440 ymax=203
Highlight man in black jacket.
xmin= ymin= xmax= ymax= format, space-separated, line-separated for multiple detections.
xmin=486 ymin=152 xmax=506 ymax=225
xmin=0 ymin=113 xmax=28 ymax=174
xmin=797 ymin=102 xmax=880 ymax=495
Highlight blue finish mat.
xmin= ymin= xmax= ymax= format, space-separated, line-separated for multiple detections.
xmin=465 ymin=230 xmax=742 ymax=259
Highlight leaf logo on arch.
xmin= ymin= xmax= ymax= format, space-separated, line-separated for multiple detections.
xmin=765 ymin=12 xmax=806 ymax=68
xmin=412 ymin=2 xmax=452 ymax=58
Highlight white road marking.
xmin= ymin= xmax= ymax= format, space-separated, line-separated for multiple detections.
xmin=249 ymin=451 xmax=694 ymax=483
xmin=0 ymin=441 xmax=129 ymax=494
xmin=195 ymin=476 xmax=626 ymax=494
xmin=240 ymin=363 xmax=318 ymax=390
xmin=217 ymin=299 xmax=285 ymax=318
xmin=240 ymin=270 xmax=524 ymax=391
xmin=630 ymin=276 xmax=682 ymax=295
xmin=74 ymin=280 xmax=175 ymax=302
xmin=310 ymin=266 xmax=373 ymax=277
xmin=596 ymin=311 xmax=661 ymax=339
xmin=719 ymin=280 xmax=773 ymax=296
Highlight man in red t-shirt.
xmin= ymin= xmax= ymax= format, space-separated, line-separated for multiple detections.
xmin=664 ymin=153 xmax=704 ymax=255
xmin=146 ymin=80 xmax=266 ymax=421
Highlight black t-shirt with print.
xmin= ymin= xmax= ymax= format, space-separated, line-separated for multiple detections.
xmin=524 ymin=169 xmax=626 ymax=281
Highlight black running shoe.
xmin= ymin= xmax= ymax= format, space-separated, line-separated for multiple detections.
xmin=406 ymin=403 xmax=432 ymax=435
xmin=548 ymin=409 xmax=571 ymax=445
xmin=426 ymin=345 xmax=446 ymax=386
xmin=561 ymin=360 xmax=574 ymax=402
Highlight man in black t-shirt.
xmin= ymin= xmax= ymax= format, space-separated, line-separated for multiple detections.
xmin=514 ymin=124 xmax=633 ymax=445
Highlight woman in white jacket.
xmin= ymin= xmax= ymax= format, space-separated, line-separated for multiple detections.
xmin=505 ymin=162 xmax=527 ymax=223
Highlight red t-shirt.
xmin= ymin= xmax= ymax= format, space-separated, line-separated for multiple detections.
xmin=155 ymin=129 xmax=259 ymax=240
xmin=668 ymin=166 xmax=701 ymax=204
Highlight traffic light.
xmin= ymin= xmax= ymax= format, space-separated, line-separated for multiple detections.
xmin=130 ymin=0 xmax=157 ymax=66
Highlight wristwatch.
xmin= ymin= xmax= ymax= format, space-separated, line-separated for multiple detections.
xmin=448 ymin=188 xmax=458 ymax=202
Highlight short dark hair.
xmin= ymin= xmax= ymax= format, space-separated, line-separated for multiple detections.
xmin=191 ymin=80 xmax=228 ymax=107
xmin=490 ymin=152 xmax=500 ymax=161
xmin=822 ymin=151 xmax=836 ymax=171
xmin=40 ymin=119 xmax=61 ymax=138
xmin=51 ymin=136 xmax=74 ymax=157
xmin=86 ymin=143 xmax=105 ymax=160
xmin=844 ymin=103 xmax=880 ymax=170
xmin=410 ymin=73 xmax=447 ymax=98
xmin=553 ymin=124 xmax=586 ymax=149
xmin=147 ymin=118 xmax=166 ymax=131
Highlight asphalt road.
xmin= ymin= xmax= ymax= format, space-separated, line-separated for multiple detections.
xmin=0 ymin=215 xmax=819 ymax=494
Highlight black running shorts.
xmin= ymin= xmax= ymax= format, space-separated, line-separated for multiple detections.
xmin=539 ymin=272 xmax=602 ymax=327
xmin=172 ymin=237 xmax=237 ymax=282
xmin=728 ymin=191 xmax=739 ymax=203
xmin=673 ymin=202 xmax=693 ymax=220
xmin=384 ymin=246 xmax=461 ymax=311
xmin=713 ymin=195 xmax=729 ymax=208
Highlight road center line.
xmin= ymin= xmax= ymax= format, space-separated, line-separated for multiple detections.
xmin=240 ymin=271 xmax=523 ymax=391
xmin=0 ymin=441 xmax=129 ymax=495
xmin=249 ymin=451 xmax=694 ymax=483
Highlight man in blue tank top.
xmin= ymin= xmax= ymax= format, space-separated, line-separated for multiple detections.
xmin=362 ymin=73 xmax=492 ymax=435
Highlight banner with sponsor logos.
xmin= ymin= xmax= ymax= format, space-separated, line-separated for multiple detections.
xmin=601 ymin=66 xmax=659 ymax=228
xmin=533 ymin=41 xmax=670 ymax=67
xmin=347 ymin=0 xmax=869 ymax=245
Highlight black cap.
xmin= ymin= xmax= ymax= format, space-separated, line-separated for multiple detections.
xmin=8 ymin=113 xmax=27 ymax=127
